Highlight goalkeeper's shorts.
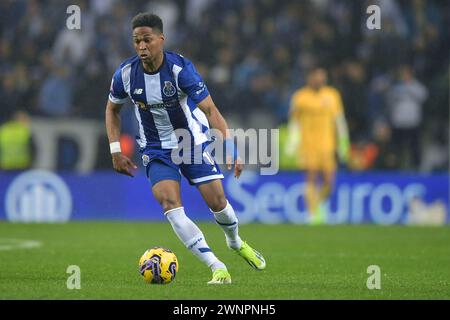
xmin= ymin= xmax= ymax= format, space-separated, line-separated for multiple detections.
xmin=300 ymin=149 xmax=336 ymax=172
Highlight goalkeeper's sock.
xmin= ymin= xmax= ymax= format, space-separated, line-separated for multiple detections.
xmin=305 ymin=183 xmax=319 ymax=217
xmin=320 ymin=183 xmax=332 ymax=202
xmin=211 ymin=201 xmax=243 ymax=250
xmin=165 ymin=207 xmax=224 ymax=271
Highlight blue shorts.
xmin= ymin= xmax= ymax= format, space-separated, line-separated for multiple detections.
xmin=142 ymin=144 xmax=223 ymax=187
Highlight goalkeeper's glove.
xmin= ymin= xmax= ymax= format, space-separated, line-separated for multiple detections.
xmin=285 ymin=122 xmax=300 ymax=157
xmin=338 ymin=137 xmax=350 ymax=163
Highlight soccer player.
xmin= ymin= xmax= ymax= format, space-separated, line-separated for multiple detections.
xmin=286 ymin=68 xmax=350 ymax=225
xmin=105 ymin=13 xmax=265 ymax=284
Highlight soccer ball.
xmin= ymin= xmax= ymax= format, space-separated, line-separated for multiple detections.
xmin=139 ymin=247 xmax=179 ymax=284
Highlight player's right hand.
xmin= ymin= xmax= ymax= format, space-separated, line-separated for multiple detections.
xmin=112 ymin=153 xmax=138 ymax=177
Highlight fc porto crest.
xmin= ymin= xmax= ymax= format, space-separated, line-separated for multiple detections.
xmin=163 ymin=81 xmax=176 ymax=97
xmin=142 ymin=154 xmax=150 ymax=166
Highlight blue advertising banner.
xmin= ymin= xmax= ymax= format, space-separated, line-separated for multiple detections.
xmin=0 ymin=170 xmax=448 ymax=225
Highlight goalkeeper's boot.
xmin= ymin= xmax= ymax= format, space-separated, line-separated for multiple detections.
xmin=207 ymin=268 xmax=232 ymax=285
xmin=234 ymin=241 xmax=266 ymax=270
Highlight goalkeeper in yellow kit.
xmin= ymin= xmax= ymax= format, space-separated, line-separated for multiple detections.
xmin=286 ymin=68 xmax=350 ymax=225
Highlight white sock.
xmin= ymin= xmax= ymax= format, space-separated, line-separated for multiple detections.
xmin=211 ymin=201 xmax=243 ymax=249
xmin=165 ymin=207 xmax=226 ymax=271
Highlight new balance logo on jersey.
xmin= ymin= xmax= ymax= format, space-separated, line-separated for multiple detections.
xmin=133 ymin=88 xmax=143 ymax=95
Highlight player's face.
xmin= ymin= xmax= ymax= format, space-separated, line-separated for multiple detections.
xmin=133 ymin=27 xmax=164 ymax=63
xmin=308 ymin=69 xmax=327 ymax=90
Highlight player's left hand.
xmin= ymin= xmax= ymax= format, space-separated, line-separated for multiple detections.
xmin=226 ymin=155 xmax=243 ymax=178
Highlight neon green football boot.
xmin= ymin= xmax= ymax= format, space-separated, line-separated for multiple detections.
xmin=234 ymin=241 xmax=266 ymax=270
xmin=207 ymin=268 xmax=232 ymax=285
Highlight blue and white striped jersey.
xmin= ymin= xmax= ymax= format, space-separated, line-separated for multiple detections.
xmin=109 ymin=51 xmax=210 ymax=150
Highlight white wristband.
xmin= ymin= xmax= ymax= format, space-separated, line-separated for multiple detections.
xmin=110 ymin=141 xmax=122 ymax=154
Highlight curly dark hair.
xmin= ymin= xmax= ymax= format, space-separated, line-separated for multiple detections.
xmin=131 ymin=12 xmax=163 ymax=33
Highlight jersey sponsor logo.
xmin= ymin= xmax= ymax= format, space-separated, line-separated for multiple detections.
xmin=133 ymin=88 xmax=143 ymax=95
xmin=136 ymin=101 xmax=148 ymax=110
xmin=163 ymin=81 xmax=176 ymax=97
xmin=135 ymin=99 xmax=179 ymax=111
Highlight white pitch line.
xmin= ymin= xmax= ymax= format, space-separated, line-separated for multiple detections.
xmin=0 ymin=238 xmax=43 ymax=251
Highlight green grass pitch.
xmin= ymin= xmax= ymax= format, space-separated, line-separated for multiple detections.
xmin=0 ymin=222 xmax=449 ymax=299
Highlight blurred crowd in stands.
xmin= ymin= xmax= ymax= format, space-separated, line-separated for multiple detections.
xmin=0 ymin=0 xmax=448 ymax=171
